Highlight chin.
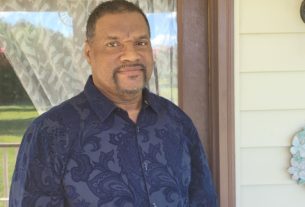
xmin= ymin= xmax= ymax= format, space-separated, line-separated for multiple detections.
xmin=118 ymin=86 xmax=144 ymax=95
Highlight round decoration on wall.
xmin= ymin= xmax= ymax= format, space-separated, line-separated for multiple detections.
xmin=288 ymin=128 xmax=305 ymax=184
xmin=301 ymin=0 xmax=305 ymax=23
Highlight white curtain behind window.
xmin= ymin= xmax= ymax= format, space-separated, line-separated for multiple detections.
xmin=0 ymin=0 xmax=177 ymax=113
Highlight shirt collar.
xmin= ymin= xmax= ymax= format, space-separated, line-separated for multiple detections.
xmin=84 ymin=76 xmax=117 ymax=122
xmin=84 ymin=76 xmax=160 ymax=122
xmin=142 ymin=88 xmax=161 ymax=114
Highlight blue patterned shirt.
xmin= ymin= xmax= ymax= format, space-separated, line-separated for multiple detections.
xmin=9 ymin=76 xmax=218 ymax=207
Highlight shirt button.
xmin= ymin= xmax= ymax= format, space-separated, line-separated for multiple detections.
xmin=143 ymin=161 xmax=148 ymax=171
xmin=151 ymin=203 xmax=157 ymax=207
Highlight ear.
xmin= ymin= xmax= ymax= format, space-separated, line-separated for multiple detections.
xmin=84 ymin=41 xmax=92 ymax=65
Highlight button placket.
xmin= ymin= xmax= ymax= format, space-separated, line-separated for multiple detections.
xmin=134 ymin=124 xmax=151 ymax=204
xmin=143 ymin=160 xmax=149 ymax=171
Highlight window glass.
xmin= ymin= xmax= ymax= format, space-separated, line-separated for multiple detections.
xmin=0 ymin=52 xmax=38 ymax=204
xmin=0 ymin=0 xmax=177 ymax=113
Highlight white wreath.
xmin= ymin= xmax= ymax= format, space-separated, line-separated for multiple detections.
xmin=288 ymin=128 xmax=305 ymax=184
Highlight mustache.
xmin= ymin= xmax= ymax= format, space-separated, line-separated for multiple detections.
xmin=112 ymin=63 xmax=148 ymax=85
xmin=113 ymin=63 xmax=146 ymax=73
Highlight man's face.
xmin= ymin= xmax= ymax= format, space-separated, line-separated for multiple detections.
xmin=84 ymin=12 xmax=153 ymax=96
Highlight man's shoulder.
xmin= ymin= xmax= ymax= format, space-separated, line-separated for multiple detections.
xmin=33 ymin=92 xmax=88 ymax=126
xmin=149 ymin=92 xmax=193 ymax=125
xmin=19 ymin=92 xmax=88 ymax=156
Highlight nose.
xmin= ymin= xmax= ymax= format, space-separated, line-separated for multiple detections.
xmin=120 ymin=44 xmax=140 ymax=62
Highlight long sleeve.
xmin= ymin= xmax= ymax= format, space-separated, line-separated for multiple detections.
xmin=188 ymin=125 xmax=219 ymax=207
xmin=9 ymin=119 xmax=66 ymax=207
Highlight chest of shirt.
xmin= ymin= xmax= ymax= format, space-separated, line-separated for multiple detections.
xmin=62 ymin=112 xmax=192 ymax=206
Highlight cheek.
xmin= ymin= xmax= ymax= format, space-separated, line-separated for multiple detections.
xmin=146 ymin=67 xmax=153 ymax=81
xmin=143 ymin=51 xmax=154 ymax=68
xmin=146 ymin=57 xmax=154 ymax=77
xmin=91 ymin=59 xmax=115 ymax=81
xmin=93 ymin=54 xmax=115 ymax=71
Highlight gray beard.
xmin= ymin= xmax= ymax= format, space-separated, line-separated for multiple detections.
xmin=113 ymin=64 xmax=148 ymax=95
xmin=118 ymin=88 xmax=143 ymax=95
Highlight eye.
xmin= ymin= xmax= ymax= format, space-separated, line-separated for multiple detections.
xmin=106 ymin=41 xmax=121 ymax=47
xmin=136 ymin=40 xmax=149 ymax=47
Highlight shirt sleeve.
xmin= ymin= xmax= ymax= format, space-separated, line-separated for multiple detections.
xmin=9 ymin=119 xmax=66 ymax=207
xmin=188 ymin=125 xmax=219 ymax=207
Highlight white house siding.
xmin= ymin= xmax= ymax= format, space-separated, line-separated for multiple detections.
xmin=235 ymin=0 xmax=305 ymax=206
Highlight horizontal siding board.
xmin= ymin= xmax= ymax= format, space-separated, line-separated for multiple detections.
xmin=241 ymin=185 xmax=305 ymax=207
xmin=237 ymin=1 xmax=305 ymax=206
xmin=241 ymin=110 xmax=305 ymax=147
xmin=240 ymin=34 xmax=305 ymax=72
xmin=240 ymin=72 xmax=305 ymax=110
xmin=240 ymin=147 xmax=293 ymax=185
xmin=240 ymin=0 xmax=305 ymax=33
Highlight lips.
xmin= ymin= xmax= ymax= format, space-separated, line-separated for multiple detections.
xmin=119 ymin=67 xmax=143 ymax=72
xmin=117 ymin=69 xmax=143 ymax=78
xmin=115 ymin=64 xmax=146 ymax=77
xmin=117 ymin=64 xmax=144 ymax=72
xmin=113 ymin=64 xmax=148 ymax=84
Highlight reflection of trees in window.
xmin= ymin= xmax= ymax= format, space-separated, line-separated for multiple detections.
xmin=0 ymin=48 xmax=31 ymax=105
xmin=0 ymin=17 xmax=84 ymax=112
xmin=0 ymin=0 xmax=177 ymax=113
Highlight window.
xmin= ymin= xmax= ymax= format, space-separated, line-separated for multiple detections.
xmin=0 ymin=1 xmax=177 ymax=205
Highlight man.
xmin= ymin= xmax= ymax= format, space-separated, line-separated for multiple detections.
xmin=9 ymin=1 xmax=218 ymax=206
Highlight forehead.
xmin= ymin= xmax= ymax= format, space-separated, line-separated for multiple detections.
xmin=95 ymin=12 xmax=150 ymax=38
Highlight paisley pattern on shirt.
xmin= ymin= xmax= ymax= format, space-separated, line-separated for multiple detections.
xmin=9 ymin=76 xmax=218 ymax=207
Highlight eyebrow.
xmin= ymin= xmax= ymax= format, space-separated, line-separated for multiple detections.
xmin=105 ymin=34 xmax=150 ymax=40
xmin=137 ymin=35 xmax=150 ymax=39
xmin=106 ymin=36 xmax=119 ymax=40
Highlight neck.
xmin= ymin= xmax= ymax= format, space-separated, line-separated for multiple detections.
xmin=97 ymin=86 xmax=143 ymax=123
xmin=114 ymin=93 xmax=143 ymax=123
